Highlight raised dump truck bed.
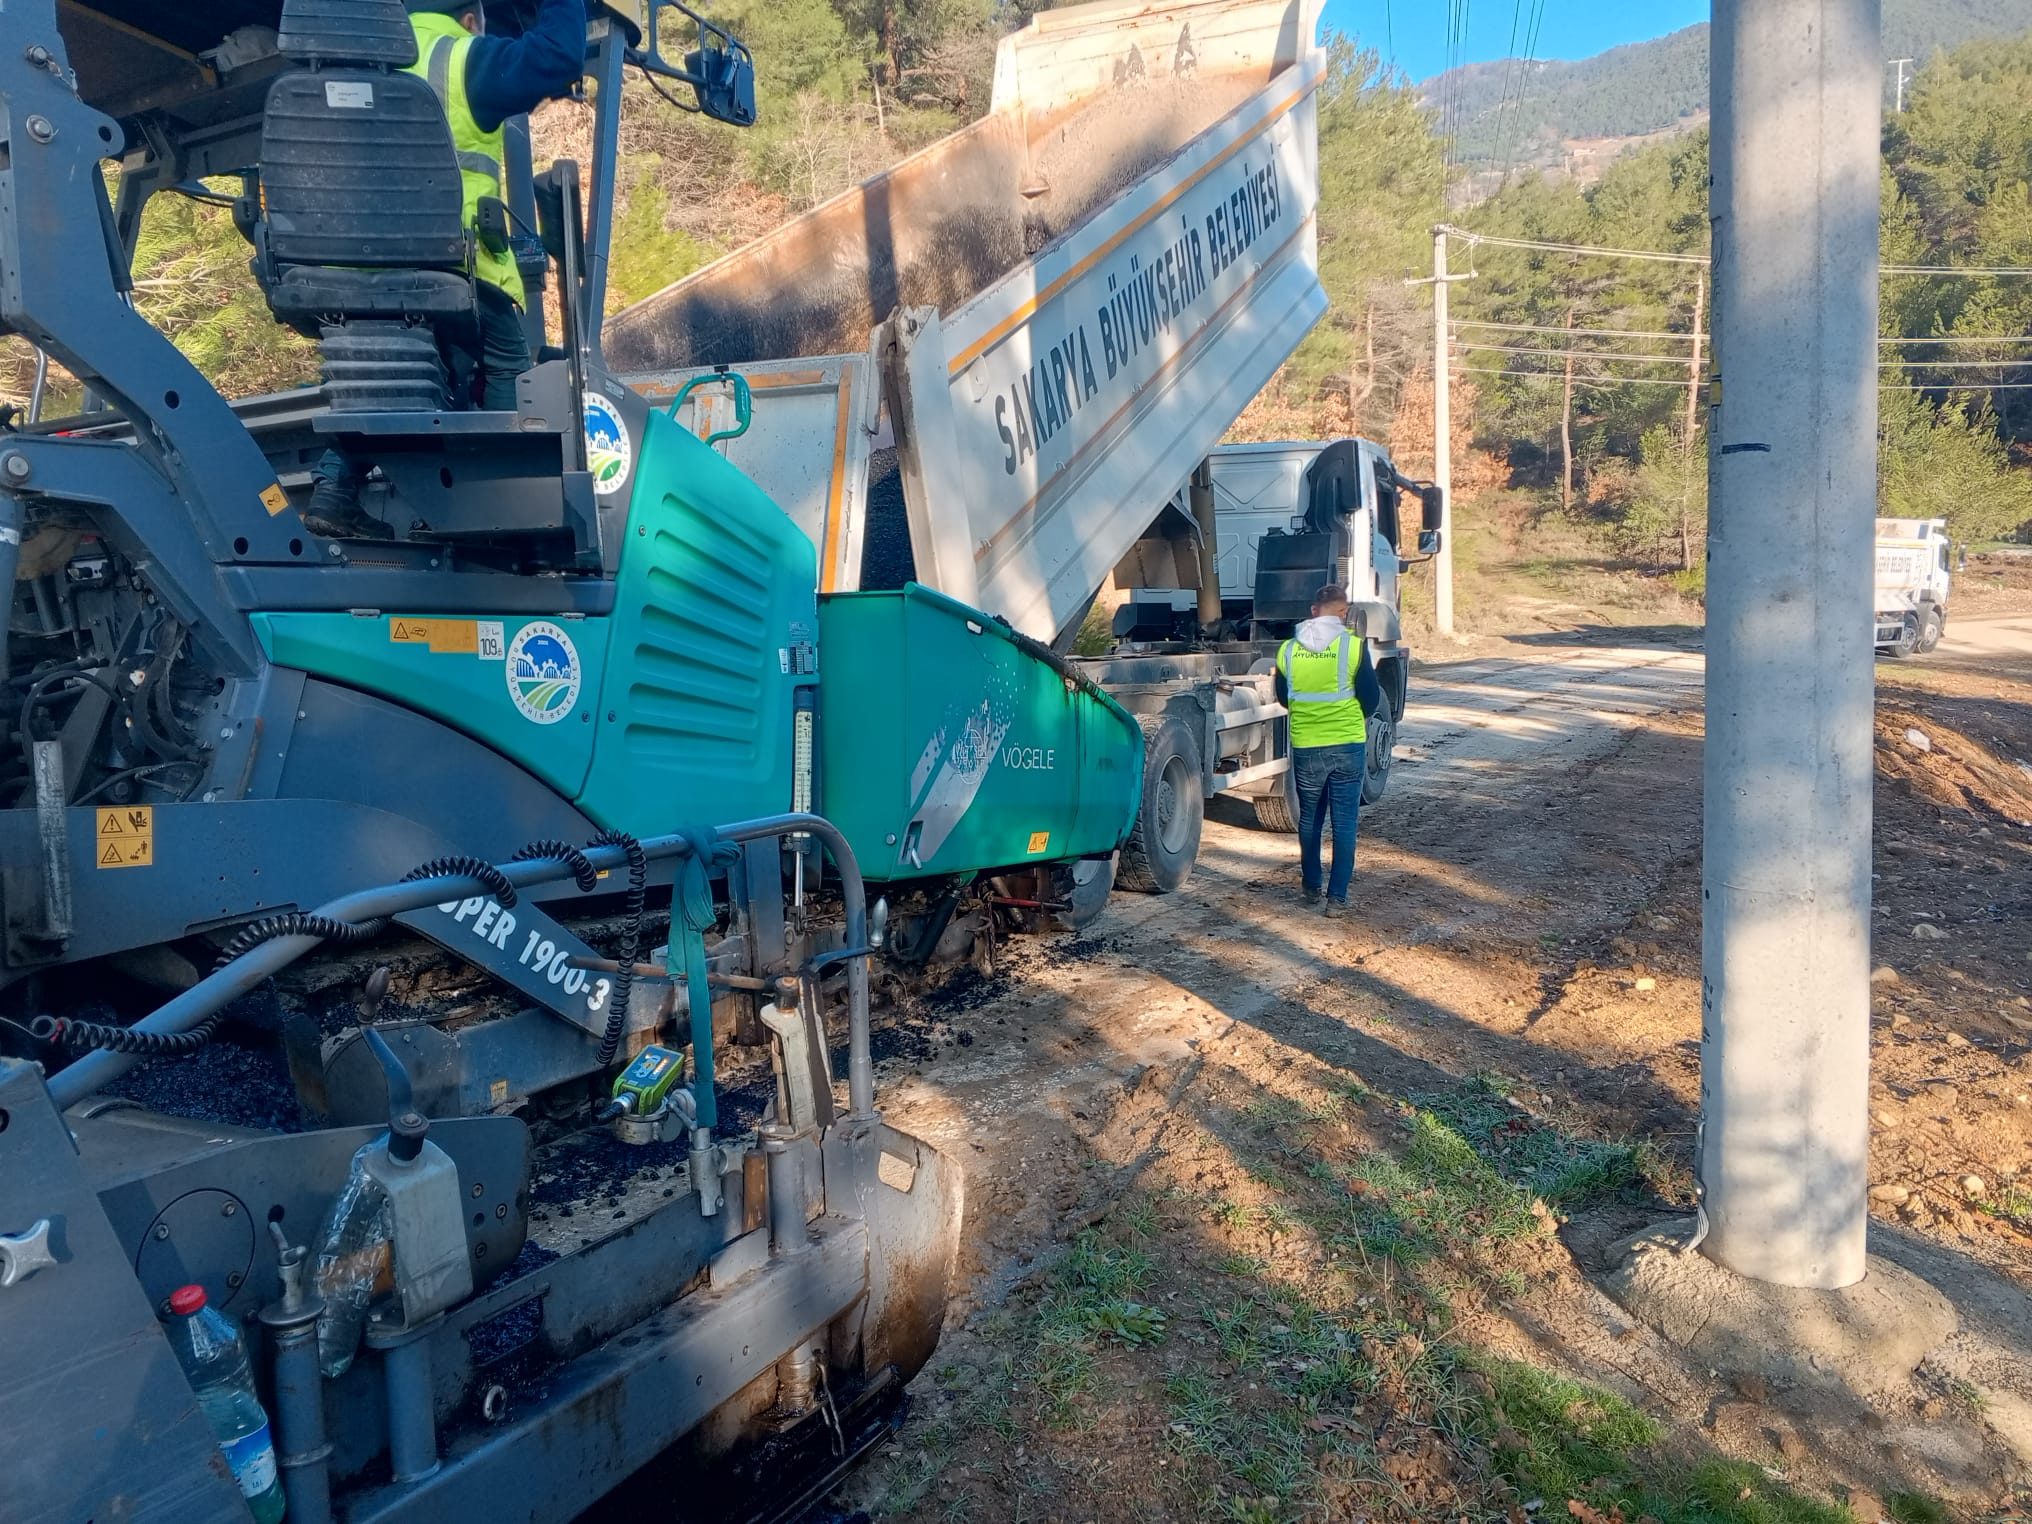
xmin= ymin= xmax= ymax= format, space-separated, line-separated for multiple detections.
xmin=608 ymin=0 xmax=1326 ymax=645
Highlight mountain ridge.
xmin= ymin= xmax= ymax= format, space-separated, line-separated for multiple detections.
xmin=1417 ymin=0 xmax=2032 ymax=170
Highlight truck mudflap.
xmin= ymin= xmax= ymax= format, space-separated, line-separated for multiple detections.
xmin=817 ymin=582 xmax=1144 ymax=881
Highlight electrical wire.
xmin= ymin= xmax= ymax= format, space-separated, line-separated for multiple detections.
xmin=1455 ymin=364 xmax=2032 ymax=391
xmin=1456 ymin=318 xmax=1705 ymax=340
xmin=1444 ymin=225 xmax=2032 ymax=277
xmin=1455 ymin=365 xmax=1693 ymax=387
xmin=1457 ymin=341 xmax=1695 ymax=363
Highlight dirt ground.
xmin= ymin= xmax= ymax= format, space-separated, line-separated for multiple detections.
xmin=827 ymin=568 xmax=2032 ymax=1523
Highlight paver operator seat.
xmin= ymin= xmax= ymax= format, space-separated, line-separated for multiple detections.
xmin=250 ymin=0 xmax=479 ymax=412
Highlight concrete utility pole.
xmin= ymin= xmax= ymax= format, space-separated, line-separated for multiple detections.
xmin=1888 ymin=56 xmax=1913 ymax=113
xmin=1431 ymin=228 xmax=1455 ymax=635
xmin=1410 ymin=228 xmax=1474 ymax=636
xmin=1702 ymin=0 xmax=1880 ymax=1289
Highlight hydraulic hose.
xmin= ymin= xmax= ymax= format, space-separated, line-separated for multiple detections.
xmin=0 ymin=493 xmax=20 ymax=712
xmin=45 ymin=815 xmax=877 ymax=1116
xmin=585 ymin=828 xmax=647 ymax=1066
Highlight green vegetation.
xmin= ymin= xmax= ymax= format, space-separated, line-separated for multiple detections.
xmin=1444 ymin=33 xmax=2032 ymax=555
xmin=1426 ymin=0 xmax=2031 ymax=168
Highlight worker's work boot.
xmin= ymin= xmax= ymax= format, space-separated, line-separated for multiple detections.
xmin=1302 ymin=887 xmax=1322 ymax=907
xmin=301 ymin=475 xmax=392 ymax=540
xmin=1321 ymin=899 xmax=1348 ymax=919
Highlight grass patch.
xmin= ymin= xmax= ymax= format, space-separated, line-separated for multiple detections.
xmin=1475 ymin=1356 xmax=1878 ymax=1524
xmin=1026 ymin=1230 xmax=1160 ymax=1428
xmin=1337 ymin=1107 xmax=1545 ymax=1264
xmin=1979 ymin=1179 xmax=2032 ymax=1229
xmin=1412 ymin=1075 xmax=1687 ymax=1210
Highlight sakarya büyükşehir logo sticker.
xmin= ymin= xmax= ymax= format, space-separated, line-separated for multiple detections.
xmin=507 ymin=621 xmax=580 ymax=724
xmin=583 ymin=392 xmax=631 ymax=497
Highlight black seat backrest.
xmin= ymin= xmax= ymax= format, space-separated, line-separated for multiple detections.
xmin=1252 ymin=529 xmax=1336 ymax=623
xmin=262 ymin=0 xmax=466 ymax=272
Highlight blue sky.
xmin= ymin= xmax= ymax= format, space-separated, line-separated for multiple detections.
xmin=1318 ymin=1 xmax=1710 ymax=84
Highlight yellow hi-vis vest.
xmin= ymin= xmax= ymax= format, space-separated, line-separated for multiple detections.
xmin=406 ymin=12 xmax=524 ymax=306
xmin=1278 ymin=630 xmax=1368 ymax=747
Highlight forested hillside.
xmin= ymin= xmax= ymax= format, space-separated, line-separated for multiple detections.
xmin=1427 ymin=31 xmax=2032 ymax=562
xmin=1422 ymin=0 xmax=2032 ymax=171
xmin=6 ymin=7 xmax=2030 ymax=555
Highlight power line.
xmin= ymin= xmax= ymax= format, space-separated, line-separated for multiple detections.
xmin=1443 ymin=227 xmax=1710 ymax=265
xmin=1463 ymin=341 xmax=2032 ymax=369
xmin=1442 ymin=225 xmax=2032 ymax=277
xmin=1456 ymin=318 xmax=1705 ymax=340
xmin=1881 ymin=333 xmax=2032 ymax=344
xmin=1882 ymin=265 xmax=2032 ymax=277
xmin=1454 ymin=364 xmax=2032 ymax=391
xmin=1457 ymin=319 xmax=2032 ymax=346
xmin=1455 ymin=366 xmax=1695 ymax=387
xmin=1488 ymin=0 xmax=1527 ymax=186
xmin=1458 ymin=341 xmax=1695 ymax=363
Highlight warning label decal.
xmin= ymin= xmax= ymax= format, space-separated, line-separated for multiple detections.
xmin=390 ymin=618 xmax=479 ymax=654
xmin=95 ymin=806 xmax=155 ymax=869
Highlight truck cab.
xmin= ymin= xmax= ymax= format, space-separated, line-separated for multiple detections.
xmin=1875 ymin=516 xmax=1953 ymax=657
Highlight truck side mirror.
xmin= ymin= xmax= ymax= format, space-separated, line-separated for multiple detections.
xmin=687 ymin=44 xmax=758 ymax=127
xmin=1417 ymin=529 xmax=1442 ymax=556
xmin=1419 ymin=485 xmax=1444 ymax=533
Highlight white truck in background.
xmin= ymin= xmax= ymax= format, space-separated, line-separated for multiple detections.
xmin=1875 ymin=517 xmax=1953 ymax=657
xmin=607 ymin=0 xmax=1440 ymax=913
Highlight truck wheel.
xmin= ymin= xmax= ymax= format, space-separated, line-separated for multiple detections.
xmin=1917 ymin=608 xmax=1944 ymax=654
xmin=1252 ymin=775 xmax=1298 ymax=834
xmin=1118 ymin=714 xmax=1202 ymax=893
xmin=1884 ymin=613 xmax=1919 ymax=660
xmin=1043 ymin=855 xmax=1116 ymax=932
xmin=1360 ymin=706 xmax=1396 ymax=805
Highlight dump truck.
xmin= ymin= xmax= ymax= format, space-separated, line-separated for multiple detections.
xmin=0 ymin=0 xmax=1184 ymax=1517
xmin=609 ymin=7 xmax=1439 ymax=903
xmin=1874 ymin=516 xmax=1953 ymax=657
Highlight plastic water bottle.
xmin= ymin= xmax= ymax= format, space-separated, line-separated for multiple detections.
xmin=165 ymin=1284 xmax=287 ymax=1523
xmin=312 ymin=1140 xmax=396 ymax=1378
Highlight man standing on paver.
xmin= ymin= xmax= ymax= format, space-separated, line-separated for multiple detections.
xmin=1274 ymin=584 xmax=1382 ymax=915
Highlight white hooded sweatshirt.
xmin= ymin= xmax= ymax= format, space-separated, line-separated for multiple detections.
xmin=1293 ymin=614 xmax=1350 ymax=654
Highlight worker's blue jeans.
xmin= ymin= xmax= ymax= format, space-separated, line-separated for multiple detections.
xmin=1293 ymin=741 xmax=1365 ymax=903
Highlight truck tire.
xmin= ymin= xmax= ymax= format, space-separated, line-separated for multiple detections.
xmin=1252 ymin=778 xmax=1298 ymax=833
xmin=1917 ymin=607 xmax=1944 ymax=654
xmin=1118 ymin=714 xmax=1202 ymax=893
xmin=1883 ymin=613 xmax=1919 ymax=660
xmin=1360 ymin=705 xmax=1396 ymax=805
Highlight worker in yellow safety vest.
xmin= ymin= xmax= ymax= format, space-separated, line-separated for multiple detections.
xmin=305 ymin=0 xmax=589 ymax=537
xmin=1274 ymin=584 xmax=1383 ymax=916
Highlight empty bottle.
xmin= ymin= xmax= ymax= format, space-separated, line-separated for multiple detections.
xmin=312 ymin=1141 xmax=395 ymax=1378
xmin=165 ymin=1284 xmax=287 ymax=1523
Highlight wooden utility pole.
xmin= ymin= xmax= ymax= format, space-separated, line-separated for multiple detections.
xmin=1559 ymin=305 xmax=1575 ymax=514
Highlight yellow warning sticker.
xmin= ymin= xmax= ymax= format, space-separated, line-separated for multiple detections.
xmin=95 ymin=806 xmax=155 ymax=869
xmin=259 ymin=482 xmax=290 ymax=517
xmin=1026 ymin=830 xmax=1051 ymax=855
xmin=390 ymin=618 xmax=478 ymax=654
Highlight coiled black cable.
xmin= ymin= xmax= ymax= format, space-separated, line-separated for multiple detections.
xmin=511 ymin=839 xmax=599 ymax=892
xmin=401 ymin=854 xmax=518 ymax=906
xmin=212 ymin=911 xmax=391 ymax=969
xmin=33 ymin=1008 xmax=225 ymax=1057
xmin=45 ymin=835 xmax=633 ymax=1059
xmin=585 ymin=828 xmax=647 ymax=1066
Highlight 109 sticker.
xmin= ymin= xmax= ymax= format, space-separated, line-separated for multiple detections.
xmin=506 ymin=621 xmax=580 ymax=724
xmin=583 ymin=392 xmax=632 ymax=497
